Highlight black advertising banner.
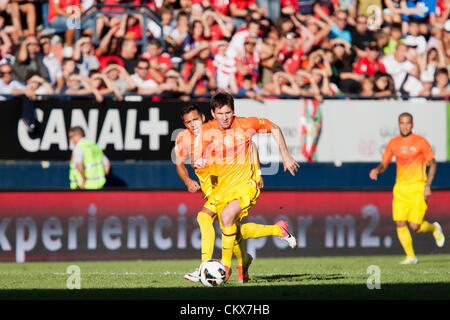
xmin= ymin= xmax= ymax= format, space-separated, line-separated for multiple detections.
xmin=0 ymin=98 xmax=211 ymax=161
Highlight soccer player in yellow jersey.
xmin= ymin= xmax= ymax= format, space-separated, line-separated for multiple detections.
xmin=196 ymin=92 xmax=300 ymax=282
xmin=369 ymin=112 xmax=445 ymax=265
xmin=175 ymin=104 xmax=297 ymax=283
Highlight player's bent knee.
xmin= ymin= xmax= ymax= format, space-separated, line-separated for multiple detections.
xmin=220 ymin=201 xmax=241 ymax=226
xmin=409 ymin=222 xmax=420 ymax=232
xmin=220 ymin=215 xmax=234 ymax=228
xmin=220 ymin=211 xmax=239 ymax=228
xmin=395 ymin=220 xmax=407 ymax=228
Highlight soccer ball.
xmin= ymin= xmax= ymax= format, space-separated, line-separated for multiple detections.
xmin=199 ymin=259 xmax=226 ymax=287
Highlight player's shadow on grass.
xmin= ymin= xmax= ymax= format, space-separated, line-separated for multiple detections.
xmin=415 ymin=258 xmax=450 ymax=264
xmin=1 ymin=282 xmax=450 ymax=300
xmin=253 ymin=273 xmax=346 ymax=282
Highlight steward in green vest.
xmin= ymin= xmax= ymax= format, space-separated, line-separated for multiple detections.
xmin=68 ymin=126 xmax=110 ymax=190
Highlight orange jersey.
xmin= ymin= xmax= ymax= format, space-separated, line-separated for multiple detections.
xmin=200 ymin=117 xmax=272 ymax=195
xmin=175 ymin=128 xmax=215 ymax=194
xmin=175 ymin=128 xmax=203 ymax=164
xmin=382 ymin=133 xmax=435 ymax=184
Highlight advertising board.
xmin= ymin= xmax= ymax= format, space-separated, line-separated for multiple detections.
xmin=1 ymin=191 xmax=448 ymax=263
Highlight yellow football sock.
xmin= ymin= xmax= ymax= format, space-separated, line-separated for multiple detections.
xmin=241 ymin=223 xmax=282 ymax=239
xmin=233 ymin=234 xmax=248 ymax=267
xmin=397 ymin=226 xmax=415 ymax=258
xmin=221 ymin=224 xmax=237 ymax=268
xmin=417 ymin=221 xmax=437 ymax=233
xmin=197 ymin=211 xmax=215 ymax=263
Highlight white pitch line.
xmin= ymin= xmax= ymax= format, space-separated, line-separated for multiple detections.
xmin=50 ymin=272 xmax=183 ymax=276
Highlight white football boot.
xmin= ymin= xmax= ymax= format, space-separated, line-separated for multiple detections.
xmin=432 ymin=222 xmax=445 ymax=247
xmin=275 ymin=220 xmax=297 ymax=248
xmin=400 ymin=256 xmax=418 ymax=265
xmin=184 ymin=267 xmax=201 ymax=282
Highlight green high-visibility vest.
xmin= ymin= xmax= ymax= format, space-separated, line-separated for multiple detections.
xmin=69 ymin=140 xmax=106 ymax=190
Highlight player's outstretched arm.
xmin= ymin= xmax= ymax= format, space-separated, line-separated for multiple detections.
xmin=369 ymin=162 xmax=389 ymax=181
xmin=270 ymin=122 xmax=300 ymax=176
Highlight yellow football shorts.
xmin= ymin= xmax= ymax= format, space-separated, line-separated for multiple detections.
xmin=392 ymin=182 xmax=427 ymax=224
xmin=199 ymin=174 xmax=218 ymax=214
xmin=214 ymin=180 xmax=260 ymax=229
xmin=202 ymin=198 xmax=217 ymax=214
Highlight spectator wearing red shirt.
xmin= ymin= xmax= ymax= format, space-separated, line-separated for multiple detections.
xmin=280 ymin=0 xmax=297 ymax=15
xmin=229 ymin=0 xmax=267 ymax=29
xmin=353 ymin=41 xmax=386 ymax=76
xmin=48 ymin=0 xmax=81 ymax=47
xmin=235 ymin=36 xmax=260 ymax=88
xmin=122 ymin=14 xmax=143 ymax=41
xmin=101 ymin=0 xmax=141 ymax=13
xmin=95 ymin=25 xmax=125 ymax=71
xmin=278 ymin=33 xmax=304 ymax=74
xmin=142 ymin=38 xmax=173 ymax=84
xmin=183 ymin=40 xmax=216 ymax=82
xmin=203 ymin=7 xmax=234 ymax=42
xmin=204 ymin=0 xmax=231 ymax=15
xmin=313 ymin=0 xmax=336 ymax=19
xmin=48 ymin=0 xmax=96 ymax=50
xmin=278 ymin=19 xmax=315 ymax=74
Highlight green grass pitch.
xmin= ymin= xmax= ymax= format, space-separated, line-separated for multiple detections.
xmin=0 ymin=254 xmax=449 ymax=300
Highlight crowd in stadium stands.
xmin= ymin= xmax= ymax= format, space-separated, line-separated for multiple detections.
xmin=0 ymin=0 xmax=449 ymax=101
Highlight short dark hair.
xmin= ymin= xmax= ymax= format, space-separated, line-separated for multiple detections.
xmin=247 ymin=19 xmax=260 ymax=27
xmin=435 ymin=67 xmax=449 ymax=77
xmin=176 ymin=10 xmax=189 ymax=21
xmin=137 ymin=58 xmax=149 ymax=67
xmin=210 ymin=92 xmax=235 ymax=112
xmin=160 ymin=4 xmax=173 ymax=14
xmin=62 ymin=57 xmax=74 ymax=65
xmin=88 ymin=69 xmax=101 ymax=77
xmin=391 ymin=23 xmax=402 ymax=31
xmin=398 ymin=112 xmax=413 ymax=122
xmin=181 ymin=104 xmax=202 ymax=120
xmin=39 ymin=35 xmax=51 ymax=42
xmin=25 ymin=70 xmax=40 ymax=82
xmin=148 ymin=38 xmax=162 ymax=48
xmin=69 ymin=126 xmax=85 ymax=137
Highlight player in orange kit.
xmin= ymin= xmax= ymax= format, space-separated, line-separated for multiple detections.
xmin=369 ymin=112 xmax=445 ymax=264
xmin=195 ymin=92 xmax=300 ymax=281
xmin=175 ymin=104 xmax=297 ymax=283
